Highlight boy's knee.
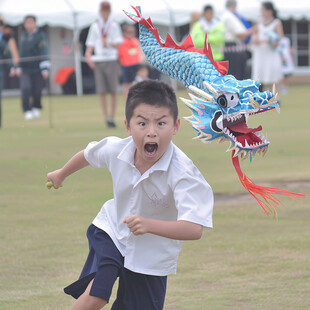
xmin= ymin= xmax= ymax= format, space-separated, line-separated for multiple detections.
xmin=77 ymin=294 xmax=107 ymax=310
xmin=87 ymin=295 xmax=107 ymax=309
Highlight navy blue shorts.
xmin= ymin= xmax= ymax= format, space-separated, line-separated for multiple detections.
xmin=121 ymin=64 xmax=139 ymax=83
xmin=64 ymin=224 xmax=167 ymax=309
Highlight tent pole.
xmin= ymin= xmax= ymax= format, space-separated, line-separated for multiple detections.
xmin=73 ymin=12 xmax=83 ymax=96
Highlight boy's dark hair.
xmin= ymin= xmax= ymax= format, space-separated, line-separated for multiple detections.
xmin=126 ymin=80 xmax=178 ymax=124
xmin=24 ymin=15 xmax=37 ymax=23
xmin=203 ymin=5 xmax=213 ymax=12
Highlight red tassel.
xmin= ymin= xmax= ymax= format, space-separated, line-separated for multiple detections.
xmin=231 ymin=151 xmax=306 ymax=218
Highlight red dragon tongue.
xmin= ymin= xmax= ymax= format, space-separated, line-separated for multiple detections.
xmin=229 ymin=122 xmax=262 ymax=134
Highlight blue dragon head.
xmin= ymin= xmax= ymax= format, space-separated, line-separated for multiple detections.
xmin=182 ymin=75 xmax=279 ymax=159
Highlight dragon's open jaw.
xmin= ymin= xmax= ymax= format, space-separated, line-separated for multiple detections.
xmin=215 ymin=110 xmax=271 ymax=150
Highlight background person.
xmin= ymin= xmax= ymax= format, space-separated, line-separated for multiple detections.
xmin=85 ymin=1 xmax=123 ymax=128
xmin=118 ymin=24 xmax=142 ymax=100
xmin=133 ymin=63 xmax=149 ymax=83
xmin=279 ymin=36 xmax=294 ymax=95
xmin=0 ymin=17 xmax=18 ymax=67
xmin=191 ymin=5 xmax=225 ymax=61
xmin=16 ymin=15 xmax=50 ymax=120
xmin=221 ymin=0 xmax=253 ymax=79
xmin=251 ymin=1 xmax=284 ymax=92
xmin=0 ymin=17 xmax=18 ymax=128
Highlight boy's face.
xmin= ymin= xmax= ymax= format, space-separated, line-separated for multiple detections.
xmin=124 ymin=27 xmax=136 ymax=39
xmin=125 ymin=103 xmax=180 ymax=170
xmin=100 ymin=8 xmax=111 ymax=21
xmin=24 ymin=18 xmax=37 ymax=33
xmin=137 ymin=67 xmax=148 ymax=79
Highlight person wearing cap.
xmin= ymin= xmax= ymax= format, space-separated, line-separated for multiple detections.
xmin=85 ymin=1 xmax=123 ymax=128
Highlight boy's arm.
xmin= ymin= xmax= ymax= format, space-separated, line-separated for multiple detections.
xmin=46 ymin=150 xmax=89 ymax=189
xmin=124 ymin=215 xmax=203 ymax=240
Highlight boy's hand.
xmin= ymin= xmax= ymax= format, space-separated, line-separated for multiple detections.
xmin=46 ymin=169 xmax=64 ymax=189
xmin=124 ymin=215 xmax=148 ymax=236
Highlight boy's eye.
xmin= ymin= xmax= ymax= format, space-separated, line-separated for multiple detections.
xmin=138 ymin=122 xmax=146 ymax=127
xmin=158 ymin=122 xmax=166 ymax=126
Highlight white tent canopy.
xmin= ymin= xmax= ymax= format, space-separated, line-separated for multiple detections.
xmin=1 ymin=0 xmax=310 ymax=30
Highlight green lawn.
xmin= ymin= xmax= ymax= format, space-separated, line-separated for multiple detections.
xmin=0 ymin=86 xmax=309 ymax=309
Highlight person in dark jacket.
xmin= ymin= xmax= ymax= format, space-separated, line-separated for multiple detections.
xmin=16 ymin=15 xmax=50 ymax=120
xmin=0 ymin=17 xmax=18 ymax=128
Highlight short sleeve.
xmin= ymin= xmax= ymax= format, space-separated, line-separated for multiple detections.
xmin=84 ymin=138 xmax=110 ymax=168
xmin=173 ymin=171 xmax=214 ymax=228
xmin=225 ymin=14 xmax=246 ymax=36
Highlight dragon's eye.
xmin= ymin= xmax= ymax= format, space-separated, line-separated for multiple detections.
xmin=217 ymin=93 xmax=239 ymax=109
xmin=217 ymin=95 xmax=227 ymax=108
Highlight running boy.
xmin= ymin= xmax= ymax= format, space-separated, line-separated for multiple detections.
xmin=46 ymin=80 xmax=214 ymax=310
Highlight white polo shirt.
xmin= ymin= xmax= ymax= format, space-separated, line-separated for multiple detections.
xmin=221 ymin=10 xmax=246 ymax=43
xmin=86 ymin=17 xmax=123 ymax=62
xmin=84 ymin=136 xmax=213 ymax=276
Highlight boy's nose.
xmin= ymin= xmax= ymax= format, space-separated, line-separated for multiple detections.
xmin=147 ymin=125 xmax=157 ymax=137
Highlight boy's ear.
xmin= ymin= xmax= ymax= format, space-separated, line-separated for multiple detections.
xmin=173 ymin=118 xmax=181 ymax=135
xmin=124 ymin=119 xmax=131 ymax=135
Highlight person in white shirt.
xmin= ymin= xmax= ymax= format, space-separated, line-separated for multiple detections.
xmin=279 ymin=36 xmax=294 ymax=95
xmin=85 ymin=1 xmax=123 ymax=128
xmin=221 ymin=0 xmax=253 ymax=79
xmin=46 ymin=80 xmax=214 ymax=310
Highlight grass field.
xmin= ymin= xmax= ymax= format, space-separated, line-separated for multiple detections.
xmin=0 ymin=85 xmax=309 ymax=310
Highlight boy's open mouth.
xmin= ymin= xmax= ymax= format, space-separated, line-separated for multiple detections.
xmin=144 ymin=143 xmax=158 ymax=155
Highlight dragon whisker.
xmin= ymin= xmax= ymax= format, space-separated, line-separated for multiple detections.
xmin=179 ymin=97 xmax=201 ymax=115
xmin=189 ymin=85 xmax=215 ymax=102
xmin=203 ymin=81 xmax=218 ymax=96
xmin=248 ymin=94 xmax=260 ymax=110
xmin=260 ymin=93 xmax=278 ymax=109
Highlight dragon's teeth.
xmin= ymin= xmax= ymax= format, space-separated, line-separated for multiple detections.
xmin=216 ymin=115 xmax=223 ymax=130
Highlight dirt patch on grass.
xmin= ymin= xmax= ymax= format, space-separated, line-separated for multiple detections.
xmin=214 ymin=179 xmax=310 ymax=206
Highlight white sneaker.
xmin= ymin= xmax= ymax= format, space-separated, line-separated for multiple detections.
xmin=24 ymin=111 xmax=34 ymax=120
xmin=32 ymin=108 xmax=41 ymax=118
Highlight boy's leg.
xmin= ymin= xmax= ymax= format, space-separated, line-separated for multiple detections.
xmin=64 ymin=226 xmax=123 ymax=307
xmin=110 ymin=93 xmax=118 ymax=120
xmin=99 ymin=93 xmax=108 ymax=119
xmin=20 ymin=73 xmax=31 ymax=112
xmin=71 ymin=279 xmax=107 ymax=310
xmin=104 ymin=61 xmax=118 ymax=124
xmin=31 ymin=71 xmax=43 ymax=110
xmin=111 ymin=269 xmax=167 ymax=310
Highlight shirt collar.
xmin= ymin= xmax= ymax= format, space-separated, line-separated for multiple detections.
xmin=117 ymin=137 xmax=174 ymax=172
